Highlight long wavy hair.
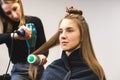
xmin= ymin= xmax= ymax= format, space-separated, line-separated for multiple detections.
xmin=0 ymin=0 xmax=25 ymax=32
xmin=29 ymin=6 xmax=105 ymax=80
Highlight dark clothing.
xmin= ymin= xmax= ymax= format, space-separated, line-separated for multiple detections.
xmin=0 ymin=16 xmax=48 ymax=80
xmin=11 ymin=63 xmax=44 ymax=80
xmin=41 ymin=48 xmax=98 ymax=80
xmin=0 ymin=16 xmax=48 ymax=63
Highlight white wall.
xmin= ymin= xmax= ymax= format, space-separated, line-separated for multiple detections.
xmin=0 ymin=0 xmax=120 ymax=80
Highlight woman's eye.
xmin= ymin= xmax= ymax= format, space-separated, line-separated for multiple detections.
xmin=67 ymin=29 xmax=74 ymax=32
xmin=59 ymin=30 xmax=63 ymax=34
xmin=5 ymin=11 xmax=11 ymax=15
xmin=13 ymin=7 xmax=17 ymax=11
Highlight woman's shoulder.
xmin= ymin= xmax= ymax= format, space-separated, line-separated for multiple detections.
xmin=48 ymin=58 xmax=64 ymax=67
xmin=45 ymin=59 xmax=66 ymax=73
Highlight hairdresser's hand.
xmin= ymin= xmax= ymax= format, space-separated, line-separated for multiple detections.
xmin=11 ymin=25 xmax=32 ymax=40
xmin=38 ymin=54 xmax=47 ymax=65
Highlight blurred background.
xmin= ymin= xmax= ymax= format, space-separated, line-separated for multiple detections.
xmin=0 ymin=0 xmax=120 ymax=80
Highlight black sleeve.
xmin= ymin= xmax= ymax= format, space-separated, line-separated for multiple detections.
xmin=0 ymin=33 xmax=11 ymax=44
xmin=27 ymin=16 xmax=49 ymax=57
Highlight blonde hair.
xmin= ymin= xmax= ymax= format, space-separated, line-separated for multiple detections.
xmin=0 ymin=16 xmax=3 ymax=33
xmin=0 ymin=0 xmax=25 ymax=32
xmin=29 ymin=7 xmax=105 ymax=80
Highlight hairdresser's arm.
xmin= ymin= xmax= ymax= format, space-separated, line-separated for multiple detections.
xmin=0 ymin=33 xmax=11 ymax=44
xmin=0 ymin=25 xmax=31 ymax=42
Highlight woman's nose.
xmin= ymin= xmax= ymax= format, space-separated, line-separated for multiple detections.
xmin=12 ymin=12 xmax=18 ymax=18
xmin=61 ymin=31 xmax=67 ymax=39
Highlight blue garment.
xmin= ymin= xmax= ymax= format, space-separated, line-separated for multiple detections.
xmin=11 ymin=63 xmax=30 ymax=80
xmin=11 ymin=63 xmax=44 ymax=80
xmin=41 ymin=48 xmax=99 ymax=80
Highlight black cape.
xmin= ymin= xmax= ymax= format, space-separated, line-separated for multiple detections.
xmin=41 ymin=48 xmax=99 ymax=80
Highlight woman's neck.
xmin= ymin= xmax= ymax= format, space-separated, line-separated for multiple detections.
xmin=65 ymin=47 xmax=81 ymax=56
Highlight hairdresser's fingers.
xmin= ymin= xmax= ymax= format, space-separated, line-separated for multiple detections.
xmin=38 ymin=54 xmax=47 ymax=65
xmin=41 ymin=58 xmax=47 ymax=65
xmin=11 ymin=33 xmax=19 ymax=39
xmin=18 ymin=25 xmax=32 ymax=38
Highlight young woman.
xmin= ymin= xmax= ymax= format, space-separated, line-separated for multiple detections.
xmin=30 ymin=7 xmax=106 ymax=80
xmin=0 ymin=0 xmax=48 ymax=80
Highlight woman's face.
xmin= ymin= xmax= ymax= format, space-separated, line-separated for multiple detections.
xmin=59 ymin=19 xmax=81 ymax=53
xmin=1 ymin=2 xmax=21 ymax=22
